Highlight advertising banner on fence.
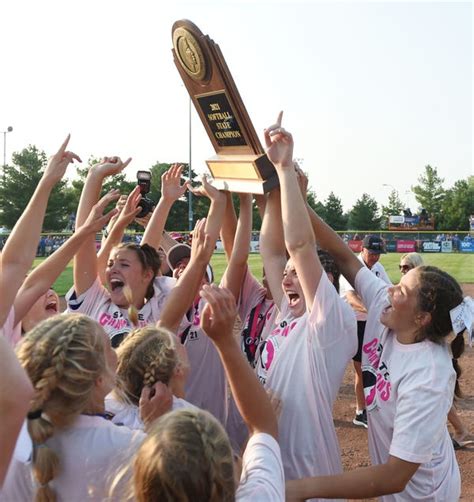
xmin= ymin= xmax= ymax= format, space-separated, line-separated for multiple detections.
xmin=422 ymin=241 xmax=441 ymax=253
xmin=386 ymin=240 xmax=397 ymax=252
xmin=441 ymin=241 xmax=453 ymax=253
xmin=460 ymin=241 xmax=474 ymax=253
xmin=396 ymin=240 xmax=416 ymax=253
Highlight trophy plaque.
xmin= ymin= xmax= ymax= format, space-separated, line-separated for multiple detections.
xmin=172 ymin=20 xmax=278 ymax=194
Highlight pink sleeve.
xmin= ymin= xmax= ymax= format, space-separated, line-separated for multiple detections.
xmin=238 ymin=270 xmax=266 ymax=322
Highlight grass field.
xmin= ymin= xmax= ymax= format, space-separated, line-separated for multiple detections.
xmin=35 ymin=252 xmax=474 ymax=297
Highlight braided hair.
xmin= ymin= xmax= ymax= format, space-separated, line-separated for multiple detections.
xmin=16 ymin=314 xmax=107 ymax=502
xmin=133 ymin=409 xmax=235 ymax=502
xmin=115 ymin=327 xmax=179 ymax=406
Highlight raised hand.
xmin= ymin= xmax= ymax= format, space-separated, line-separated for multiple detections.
xmin=161 ymin=163 xmax=189 ymax=202
xmin=90 ymin=156 xmax=132 ymax=179
xmin=135 ymin=211 xmax=153 ymax=229
xmin=80 ymin=190 xmax=121 ymax=234
xmin=190 ymin=217 xmax=214 ymax=264
xmin=294 ymin=161 xmax=308 ymax=201
xmin=139 ymin=381 xmax=173 ymax=428
xmin=264 ymin=111 xmax=293 ymax=168
xmin=42 ymin=134 xmax=81 ymax=186
xmin=200 ymin=284 xmax=237 ymax=345
xmin=114 ymin=185 xmax=142 ymax=227
xmin=189 ymin=174 xmax=225 ymax=203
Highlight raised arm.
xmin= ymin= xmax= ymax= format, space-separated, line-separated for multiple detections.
xmin=190 ymin=175 xmax=227 ymax=243
xmin=141 ymin=164 xmax=189 ymax=251
xmin=221 ymin=193 xmax=253 ymax=302
xmin=96 ymin=186 xmax=141 ymax=284
xmin=219 ymin=191 xmax=237 ymax=261
xmin=305 ymin=201 xmax=362 ymax=287
xmin=200 ymin=285 xmax=278 ymax=439
xmin=265 ymin=112 xmax=322 ymax=310
xmin=259 ymin=187 xmax=286 ymax=310
xmin=0 ymin=135 xmax=80 ymax=327
xmin=0 ymin=336 xmax=34 ymax=487
xmin=73 ymin=157 xmax=131 ymax=296
xmin=157 ymin=218 xmax=215 ymax=334
xmin=13 ymin=192 xmax=119 ymax=325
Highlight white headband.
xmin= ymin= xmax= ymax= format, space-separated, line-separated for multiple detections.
xmin=450 ymin=297 xmax=474 ymax=345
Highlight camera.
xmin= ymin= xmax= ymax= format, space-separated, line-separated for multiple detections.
xmin=136 ymin=170 xmax=155 ymax=218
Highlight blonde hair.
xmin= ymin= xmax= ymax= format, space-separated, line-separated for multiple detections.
xmin=400 ymin=252 xmax=424 ymax=269
xmin=115 ymin=326 xmax=180 ymax=406
xmin=133 ymin=409 xmax=235 ymax=502
xmin=16 ymin=314 xmax=107 ymax=502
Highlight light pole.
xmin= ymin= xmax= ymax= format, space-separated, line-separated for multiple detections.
xmin=2 ymin=126 xmax=13 ymax=169
xmin=188 ymin=97 xmax=193 ymax=232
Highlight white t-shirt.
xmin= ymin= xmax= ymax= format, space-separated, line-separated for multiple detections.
xmin=66 ymin=276 xmax=177 ymax=343
xmin=0 ymin=306 xmax=22 ymax=347
xmin=235 ymin=433 xmax=284 ymax=501
xmin=356 ymin=267 xmax=461 ymax=502
xmin=257 ymin=273 xmax=357 ymax=487
xmin=105 ymin=394 xmax=197 ymax=430
xmin=340 ymin=254 xmax=391 ymax=321
xmin=1 ymin=415 xmax=145 ymax=502
xmin=179 ymin=296 xmax=228 ymax=425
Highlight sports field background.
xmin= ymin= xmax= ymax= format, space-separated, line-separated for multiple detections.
xmin=35 ymin=252 xmax=474 ymax=297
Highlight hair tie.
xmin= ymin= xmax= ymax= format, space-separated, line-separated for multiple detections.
xmin=34 ymin=443 xmax=47 ymax=449
xmin=27 ymin=409 xmax=43 ymax=420
xmin=450 ymin=297 xmax=474 ymax=345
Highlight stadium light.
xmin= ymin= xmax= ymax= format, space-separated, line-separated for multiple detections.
xmin=2 ymin=125 xmax=13 ymax=170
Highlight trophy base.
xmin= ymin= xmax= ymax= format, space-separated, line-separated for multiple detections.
xmin=206 ymin=153 xmax=279 ymax=194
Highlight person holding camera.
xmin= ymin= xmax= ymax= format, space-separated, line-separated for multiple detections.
xmin=65 ymin=158 xmax=187 ymax=348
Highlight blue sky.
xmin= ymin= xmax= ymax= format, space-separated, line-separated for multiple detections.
xmin=0 ymin=0 xmax=471 ymax=211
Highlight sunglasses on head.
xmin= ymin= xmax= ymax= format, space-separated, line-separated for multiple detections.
xmin=399 ymin=264 xmax=413 ymax=272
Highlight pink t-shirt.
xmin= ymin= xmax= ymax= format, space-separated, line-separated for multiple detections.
xmin=179 ymin=296 xmax=228 ymax=425
xmin=66 ymin=276 xmax=177 ymax=344
xmin=0 ymin=306 xmax=22 ymax=347
xmin=257 ymin=273 xmax=357 ymax=487
xmin=2 ymin=415 xmax=145 ymax=502
xmin=356 ymin=267 xmax=461 ymax=502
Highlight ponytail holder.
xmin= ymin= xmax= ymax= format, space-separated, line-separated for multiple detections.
xmin=450 ymin=297 xmax=474 ymax=346
xmin=27 ymin=409 xmax=43 ymax=420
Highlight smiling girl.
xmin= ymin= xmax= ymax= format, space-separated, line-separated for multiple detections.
xmin=286 ymin=199 xmax=472 ymax=501
xmin=256 ymin=114 xmax=357 ymax=494
xmin=66 ymin=158 xmax=181 ymax=347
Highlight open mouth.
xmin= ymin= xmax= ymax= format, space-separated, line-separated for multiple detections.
xmin=110 ymin=278 xmax=125 ymax=292
xmin=287 ymin=292 xmax=300 ymax=308
xmin=45 ymin=300 xmax=58 ymax=314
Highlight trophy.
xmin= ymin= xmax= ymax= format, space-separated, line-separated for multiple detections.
xmin=172 ymin=20 xmax=278 ymax=194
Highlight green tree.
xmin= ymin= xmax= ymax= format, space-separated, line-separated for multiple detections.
xmin=412 ymin=165 xmax=445 ymax=221
xmin=437 ymin=177 xmax=474 ymax=230
xmin=307 ymin=190 xmax=326 ymax=221
xmin=323 ymin=192 xmax=346 ymax=230
xmin=0 ymin=146 xmax=75 ymax=231
xmin=381 ymin=189 xmax=404 ymax=217
xmin=348 ymin=193 xmax=381 ymax=230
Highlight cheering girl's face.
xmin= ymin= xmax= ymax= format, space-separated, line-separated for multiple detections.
xmin=106 ymin=248 xmax=153 ymax=308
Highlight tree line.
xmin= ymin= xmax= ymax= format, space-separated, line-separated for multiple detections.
xmin=0 ymin=145 xmax=472 ymax=232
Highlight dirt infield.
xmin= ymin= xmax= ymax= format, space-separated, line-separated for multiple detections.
xmin=335 ymin=283 xmax=474 ymax=501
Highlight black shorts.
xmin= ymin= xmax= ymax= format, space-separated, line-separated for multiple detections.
xmin=352 ymin=320 xmax=367 ymax=363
